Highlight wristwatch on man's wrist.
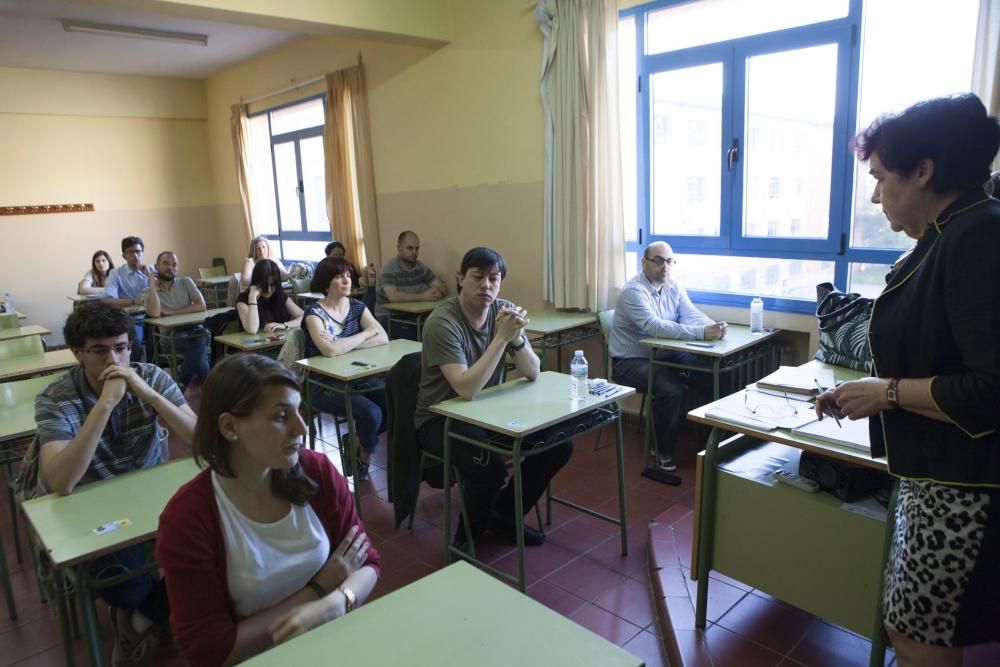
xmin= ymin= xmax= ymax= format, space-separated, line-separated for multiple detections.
xmin=510 ymin=334 xmax=526 ymax=351
xmin=886 ymin=377 xmax=901 ymax=409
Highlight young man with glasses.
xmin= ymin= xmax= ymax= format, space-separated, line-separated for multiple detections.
xmin=103 ymin=236 xmax=155 ymax=361
xmin=608 ymin=241 xmax=727 ymax=474
xmin=32 ymin=301 xmax=196 ymax=665
xmin=145 ymin=251 xmax=211 ymax=393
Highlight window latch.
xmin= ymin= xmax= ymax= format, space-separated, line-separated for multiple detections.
xmin=726 ymin=138 xmax=740 ymax=172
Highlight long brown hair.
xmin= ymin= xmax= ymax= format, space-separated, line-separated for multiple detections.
xmin=194 ymin=354 xmax=317 ymax=505
xmin=91 ymin=250 xmax=114 ymax=288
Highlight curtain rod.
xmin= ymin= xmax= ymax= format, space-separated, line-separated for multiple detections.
xmin=240 ymin=53 xmax=363 ymax=106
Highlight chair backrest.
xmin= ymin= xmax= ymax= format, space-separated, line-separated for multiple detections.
xmin=276 ymin=328 xmax=307 ymax=382
xmin=199 ymin=266 xmax=225 ymax=279
xmin=385 ymin=351 xmax=423 ymax=527
xmin=291 ymin=278 xmax=312 ymax=295
xmin=0 ymin=335 xmax=45 ymax=362
xmin=0 ymin=313 xmax=17 ymax=330
xmin=211 ymin=257 xmax=227 ymax=273
xmin=226 ymin=273 xmax=242 ymax=308
xmin=598 ymin=309 xmax=615 ymax=376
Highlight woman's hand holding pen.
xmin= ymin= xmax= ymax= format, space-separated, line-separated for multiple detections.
xmin=814 ymin=377 xmax=892 ymax=421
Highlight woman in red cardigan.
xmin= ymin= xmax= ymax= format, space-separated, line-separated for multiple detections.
xmin=157 ymin=354 xmax=380 ymax=667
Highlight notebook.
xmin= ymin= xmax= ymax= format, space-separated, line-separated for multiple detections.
xmin=704 ymin=406 xmax=778 ymax=431
xmin=792 ymin=416 xmax=870 ymax=452
xmin=755 ymin=366 xmax=835 ymax=396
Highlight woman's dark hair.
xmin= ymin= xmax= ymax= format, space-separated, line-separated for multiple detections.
xmin=249 ymin=259 xmax=290 ymax=321
xmin=325 ymin=241 xmax=346 ymax=256
xmin=64 ymin=302 xmax=134 ymax=349
xmin=194 ymin=354 xmax=317 ymax=505
xmin=312 ymin=256 xmax=352 ymax=294
xmin=90 ymin=250 xmax=114 ymax=288
xmin=851 ymin=94 xmax=1000 ymax=194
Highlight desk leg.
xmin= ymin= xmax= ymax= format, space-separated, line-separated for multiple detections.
xmin=645 ymin=348 xmax=657 ymax=468
xmin=52 ymin=568 xmax=75 ymax=667
xmin=442 ymin=418 xmax=453 ymax=564
xmin=512 ymin=438 xmax=526 ymax=593
xmin=74 ymin=567 xmax=105 ymax=667
xmin=711 ymin=358 xmax=721 ymax=400
xmin=344 ymin=385 xmax=362 ymax=516
xmin=868 ymin=480 xmax=898 ymax=667
xmin=614 ymin=406 xmax=629 ymax=556
xmin=0 ymin=528 xmax=15 ymax=619
xmin=694 ymin=427 xmax=724 ymax=628
xmin=305 ymin=374 xmax=316 ymax=450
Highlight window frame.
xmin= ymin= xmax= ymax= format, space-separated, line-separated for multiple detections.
xmin=621 ymin=0 xmax=908 ymax=314
xmin=247 ymin=93 xmax=331 ymax=263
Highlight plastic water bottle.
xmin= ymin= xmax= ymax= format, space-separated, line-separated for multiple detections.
xmin=2 ymin=292 xmax=14 ymax=315
xmin=750 ymin=297 xmax=764 ymax=333
xmin=570 ymin=350 xmax=589 ymax=400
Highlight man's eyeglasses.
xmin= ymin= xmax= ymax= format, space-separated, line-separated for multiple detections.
xmin=644 ymin=256 xmax=677 ymax=266
xmin=744 ymin=390 xmax=798 ymax=418
xmin=83 ymin=343 xmax=132 ymax=358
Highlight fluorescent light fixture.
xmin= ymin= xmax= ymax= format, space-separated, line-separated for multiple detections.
xmin=61 ymin=19 xmax=208 ymax=47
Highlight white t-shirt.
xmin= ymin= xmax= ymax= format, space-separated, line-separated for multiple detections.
xmin=212 ymin=472 xmax=330 ymax=618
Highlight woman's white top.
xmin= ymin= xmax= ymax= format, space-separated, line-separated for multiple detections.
xmin=212 ymin=472 xmax=330 ymax=618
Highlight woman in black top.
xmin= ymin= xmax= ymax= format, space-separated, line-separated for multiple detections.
xmin=236 ymin=259 xmax=304 ymax=334
xmin=816 ymin=94 xmax=1000 ymax=667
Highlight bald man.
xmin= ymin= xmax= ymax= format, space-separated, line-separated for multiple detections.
xmin=608 ymin=241 xmax=726 ymax=472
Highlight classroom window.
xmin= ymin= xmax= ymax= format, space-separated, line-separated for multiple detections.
xmin=621 ymin=0 xmax=981 ymax=313
xmin=246 ymin=96 xmax=331 ymax=263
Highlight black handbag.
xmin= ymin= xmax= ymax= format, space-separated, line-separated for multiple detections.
xmin=814 ymin=282 xmax=873 ymax=372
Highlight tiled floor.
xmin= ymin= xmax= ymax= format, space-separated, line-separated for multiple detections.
xmin=3 ymin=399 xmax=1000 ymax=667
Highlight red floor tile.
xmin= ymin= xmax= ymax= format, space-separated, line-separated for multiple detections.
xmin=593 ymin=577 xmax=658 ymax=629
xmin=702 ymin=624 xmax=786 ymax=666
xmin=621 ymin=630 xmax=671 ymax=667
xmin=716 ymin=591 xmax=814 ymax=655
xmin=568 ymin=603 xmax=644 ymax=647
xmin=544 ymin=557 xmax=627 ymax=602
xmin=525 ymin=579 xmax=588 ymax=617
xmin=787 ymin=620 xmax=892 ymax=667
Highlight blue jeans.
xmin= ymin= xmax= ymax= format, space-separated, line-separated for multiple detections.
xmin=312 ymin=378 xmax=387 ymax=454
xmin=87 ymin=543 xmax=169 ymax=623
xmin=171 ymin=327 xmax=211 ymax=387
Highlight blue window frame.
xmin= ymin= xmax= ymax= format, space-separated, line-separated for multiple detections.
xmin=621 ymin=0 xmax=878 ymax=314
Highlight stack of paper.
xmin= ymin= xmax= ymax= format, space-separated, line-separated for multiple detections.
xmin=755 ymin=366 xmax=835 ymax=396
xmin=792 ymin=416 xmax=871 ymax=452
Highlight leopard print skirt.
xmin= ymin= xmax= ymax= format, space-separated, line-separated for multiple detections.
xmin=883 ymin=478 xmax=1000 ymax=646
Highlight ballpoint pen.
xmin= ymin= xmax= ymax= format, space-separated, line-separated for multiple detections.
xmin=814 ymin=378 xmax=842 ymax=428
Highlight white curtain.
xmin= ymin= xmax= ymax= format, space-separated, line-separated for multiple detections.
xmin=537 ymin=0 xmax=626 ymax=312
xmin=973 ymin=0 xmax=1000 ymax=169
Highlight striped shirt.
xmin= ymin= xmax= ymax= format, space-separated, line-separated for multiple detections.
xmin=608 ymin=272 xmax=713 ymax=360
xmin=374 ymin=256 xmax=438 ymax=314
xmin=34 ymin=363 xmax=186 ymax=490
xmin=302 ymin=299 xmax=366 ymax=358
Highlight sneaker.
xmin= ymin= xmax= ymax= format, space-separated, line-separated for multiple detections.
xmin=108 ymin=607 xmax=151 ymax=666
xmin=658 ymin=456 xmax=677 ymax=472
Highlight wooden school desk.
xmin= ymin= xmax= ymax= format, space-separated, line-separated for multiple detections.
xmin=431 ymin=372 xmax=634 ymax=592
xmin=0 ymin=349 xmax=77 ymax=383
xmin=244 ymin=561 xmax=643 ymax=667
xmin=214 ymin=330 xmax=287 ymax=357
xmin=145 ymin=307 xmax=232 ymax=380
xmin=295 ymin=339 xmax=422 ymax=511
xmin=0 ymin=324 xmax=50 ymax=342
xmin=523 ymin=311 xmax=598 ymax=372
xmin=381 ymin=299 xmax=447 ymax=341
xmin=687 ymin=360 xmax=891 ymax=667
xmin=22 ymin=458 xmax=201 ymax=667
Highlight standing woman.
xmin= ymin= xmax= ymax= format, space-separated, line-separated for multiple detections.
xmin=157 ymin=354 xmax=379 ymax=667
xmin=78 ymin=250 xmax=114 ymax=295
xmin=236 ymin=260 xmax=304 ymax=334
xmin=302 ymin=257 xmax=388 ymax=480
xmin=816 ymin=94 xmax=1000 ymax=667
xmin=240 ymin=236 xmax=289 ymax=290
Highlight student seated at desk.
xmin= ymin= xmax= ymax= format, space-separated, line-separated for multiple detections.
xmin=146 ymin=250 xmax=211 ymax=392
xmin=325 ymin=241 xmax=361 ymax=289
xmin=78 ymin=249 xmax=114 ymax=295
xmin=302 ymin=257 xmax=388 ymax=481
xmin=104 ymin=236 xmax=155 ymax=362
xmin=240 ymin=236 xmax=289 ymax=291
xmin=374 ymin=231 xmax=448 ymax=320
xmin=25 ymin=302 xmax=196 ymax=665
xmin=157 ymin=354 xmax=379 ymax=667
xmin=236 ymin=259 xmax=304 ymax=334
xmin=414 ymin=247 xmax=573 ymax=550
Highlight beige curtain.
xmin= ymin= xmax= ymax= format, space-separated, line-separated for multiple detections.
xmin=537 ymin=0 xmax=626 ymax=312
xmin=324 ymin=65 xmax=382 ymax=275
xmin=973 ymin=0 xmax=1000 ymax=170
xmin=229 ymin=104 xmax=255 ymax=244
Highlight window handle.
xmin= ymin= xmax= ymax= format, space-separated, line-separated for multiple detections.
xmin=726 ymin=138 xmax=740 ymax=172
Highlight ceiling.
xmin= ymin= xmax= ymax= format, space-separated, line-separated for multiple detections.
xmin=0 ymin=0 xmax=305 ymax=79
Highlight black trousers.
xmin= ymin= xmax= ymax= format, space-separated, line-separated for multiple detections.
xmin=417 ymin=417 xmax=573 ymax=539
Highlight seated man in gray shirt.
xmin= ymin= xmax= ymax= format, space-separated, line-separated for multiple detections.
xmin=375 ymin=231 xmax=448 ymax=331
xmin=414 ymin=247 xmax=572 ymax=549
xmin=609 ymin=241 xmax=727 ymax=473
xmin=145 ymin=251 xmax=211 ymax=392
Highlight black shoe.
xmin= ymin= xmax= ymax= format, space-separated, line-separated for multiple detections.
xmin=490 ymin=516 xmax=546 ymax=547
